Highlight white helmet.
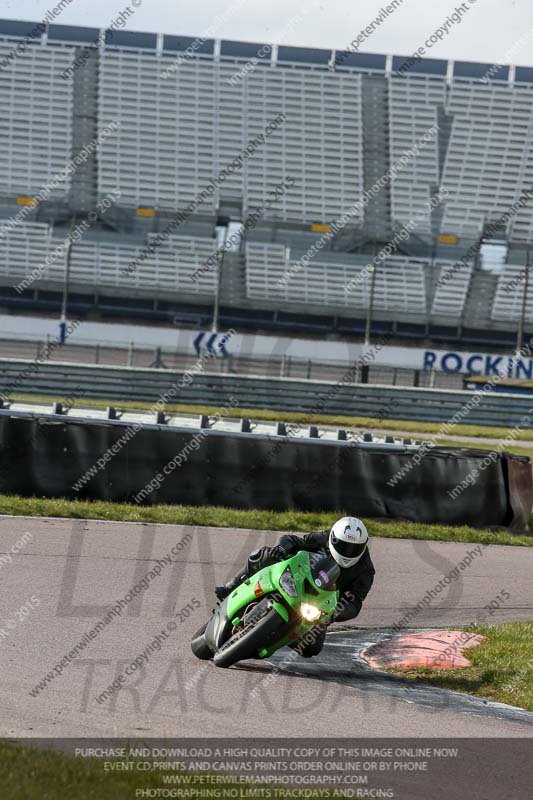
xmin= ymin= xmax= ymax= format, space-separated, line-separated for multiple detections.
xmin=329 ymin=517 xmax=368 ymax=568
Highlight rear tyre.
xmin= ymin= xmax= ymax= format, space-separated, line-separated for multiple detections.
xmin=191 ymin=622 xmax=213 ymax=660
xmin=213 ymin=606 xmax=285 ymax=668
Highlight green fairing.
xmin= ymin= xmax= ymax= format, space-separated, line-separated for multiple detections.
xmin=225 ymin=551 xmax=339 ymax=659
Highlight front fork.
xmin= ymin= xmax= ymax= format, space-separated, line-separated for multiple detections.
xmin=254 ymin=599 xmax=329 ymax=660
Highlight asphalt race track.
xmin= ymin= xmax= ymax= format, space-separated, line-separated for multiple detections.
xmin=0 ymin=515 xmax=532 ymax=738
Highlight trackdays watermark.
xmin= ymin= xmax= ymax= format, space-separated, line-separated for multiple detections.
xmin=29 ymin=531 xmax=194 ymax=697
xmin=96 ymin=597 xmax=200 ymax=704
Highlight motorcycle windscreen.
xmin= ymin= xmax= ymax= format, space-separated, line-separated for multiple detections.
xmin=308 ymin=553 xmax=340 ymax=590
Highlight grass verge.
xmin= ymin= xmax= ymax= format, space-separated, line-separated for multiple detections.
xmin=0 ymin=494 xmax=532 ymax=547
xmin=11 ymin=393 xmax=533 ymax=444
xmin=386 ymin=621 xmax=533 ymax=711
xmin=430 ymin=439 xmax=533 ymax=458
xmin=0 ymin=742 xmax=165 ymax=800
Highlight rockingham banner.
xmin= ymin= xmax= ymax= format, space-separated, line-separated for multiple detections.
xmin=0 ymin=314 xmax=528 ymax=378
xmin=362 ymin=345 xmax=533 ymax=378
xmin=421 ymin=349 xmax=533 ymax=378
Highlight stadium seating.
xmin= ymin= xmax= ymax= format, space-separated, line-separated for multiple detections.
xmin=388 ymin=76 xmax=444 ymax=234
xmin=0 ymin=223 xmax=54 ymax=282
xmin=491 ymin=264 xmax=533 ymax=321
xmin=2 ymin=21 xmax=533 ymax=339
xmin=0 ymin=224 xmax=217 ymax=295
xmin=219 ymin=62 xmax=365 ymax=224
xmin=0 ymin=43 xmax=74 ymax=198
xmin=0 ymin=223 xmax=480 ymax=324
xmin=98 ymin=51 xmax=217 ymax=214
xmin=71 ymin=235 xmax=217 ymax=295
xmin=430 ymin=260 xmax=473 ymax=317
xmin=441 ymin=81 xmax=533 ymax=238
xmin=245 ymin=243 xmax=428 ymax=315
xmin=98 ymin=51 xmax=365 ymax=224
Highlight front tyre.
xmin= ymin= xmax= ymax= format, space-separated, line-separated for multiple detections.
xmin=213 ymin=605 xmax=286 ymax=668
xmin=191 ymin=622 xmax=213 ymax=660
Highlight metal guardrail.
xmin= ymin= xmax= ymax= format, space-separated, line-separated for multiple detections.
xmin=0 ymin=357 xmax=532 ymax=427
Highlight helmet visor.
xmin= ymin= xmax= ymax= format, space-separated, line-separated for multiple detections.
xmin=330 ymin=534 xmax=367 ymax=562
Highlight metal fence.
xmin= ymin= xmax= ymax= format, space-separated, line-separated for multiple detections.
xmin=0 ymin=338 xmax=463 ymax=389
xmin=0 ymin=357 xmax=531 ymax=427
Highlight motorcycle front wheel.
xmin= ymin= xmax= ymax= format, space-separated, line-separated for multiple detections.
xmin=213 ymin=605 xmax=286 ymax=668
xmin=191 ymin=621 xmax=213 ymax=660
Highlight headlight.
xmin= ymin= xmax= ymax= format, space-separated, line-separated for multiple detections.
xmin=279 ymin=566 xmax=298 ymax=597
xmin=300 ymin=603 xmax=321 ymax=622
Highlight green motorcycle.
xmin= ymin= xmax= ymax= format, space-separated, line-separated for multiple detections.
xmin=191 ymin=550 xmax=340 ymax=668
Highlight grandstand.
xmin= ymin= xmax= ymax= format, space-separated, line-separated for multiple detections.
xmin=0 ymin=40 xmax=74 ymax=200
xmin=1 ymin=18 xmax=533 ymax=347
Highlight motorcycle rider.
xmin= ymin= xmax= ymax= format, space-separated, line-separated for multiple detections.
xmin=215 ymin=516 xmax=374 ymax=658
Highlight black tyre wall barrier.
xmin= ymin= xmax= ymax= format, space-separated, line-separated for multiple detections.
xmin=0 ymin=413 xmax=531 ymax=530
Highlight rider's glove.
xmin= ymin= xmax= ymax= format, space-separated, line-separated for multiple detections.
xmin=270 ymin=544 xmax=288 ymax=562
